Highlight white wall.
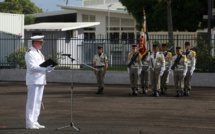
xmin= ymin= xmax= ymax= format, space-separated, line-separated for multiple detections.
xmin=0 ymin=13 xmax=24 ymax=38
xmin=77 ymin=10 xmax=136 ymax=38
xmin=24 ymin=30 xmax=84 ymax=66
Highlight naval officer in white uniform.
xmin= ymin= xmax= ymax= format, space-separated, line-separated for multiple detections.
xmin=25 ymin=35 xmax=55 ymax=129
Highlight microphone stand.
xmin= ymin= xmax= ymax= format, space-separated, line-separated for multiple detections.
xmin=56 ymin=56 xmax=80 ymax=132
xmin=56 ymin=55 xmax=98 ymax=132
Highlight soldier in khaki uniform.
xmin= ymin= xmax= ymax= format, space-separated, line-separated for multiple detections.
xmin=127 ymin=44 xmax=142 ymax=96
xmin=171 ymin=47 xmax=188 ymax=97
xmin=160 ymin=43 xmax=172 ymax=95
xmin=183 ymin=42 xmax=196 ymax=96
xmin=93 ymin=45 xmax=108 ymax=94
xmin=139 ymin=51 xmax=150 ymax=94
xmin=148 ymin=43 xmax=165 ymax=97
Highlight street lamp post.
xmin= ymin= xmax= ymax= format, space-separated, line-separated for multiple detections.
xmin=107 ymin=4 xmax=113 ymax=39
xmin=107 ymin=4 xmax=113 ymax=66
xmin=208 ymin=0 xmax=213 ymax=54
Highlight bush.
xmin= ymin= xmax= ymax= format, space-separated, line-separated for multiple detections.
xmin=192 ymin=37 xmax=215 ymax=72
xmin=6 ymin=46 xmax=28 ymax=69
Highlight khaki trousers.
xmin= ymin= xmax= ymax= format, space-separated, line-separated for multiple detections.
xmin=160 ymin=68 xmax=169 ymax=89
xmin=140 ymin=66 xmax=149 ymax=89
xmin=184 ymin=66 xmax=192 ymax=90
xmin=150 ymin=68 xmax=161 ymax=92
xmin=96 ymin=68 xmax=105 ymax=89
xmin=129 ymin=68 xmax=138 ymax=89
xmin=174 ymin=70 xmax=184 ymax=92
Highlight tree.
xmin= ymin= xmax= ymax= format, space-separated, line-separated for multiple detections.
xmin=0 ymin=0 xmax=23 ymax=14
xmin=0 ymin=0 xmax=43 ymax=14
xmin=119 ymin=0 xmax=209 ymax=32
xmin=0 ymin=0 xmax=43 ymax=25
xmin=25 ymin=14 xmax=35 ymax=25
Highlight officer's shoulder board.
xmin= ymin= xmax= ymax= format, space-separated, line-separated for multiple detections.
xmin=182 ymin=55 xmax=187 ymax=60
xmin=191 ymin=50 xmax=196 ymax=57
xmin=27 ymin=49 xmax=31 ymax=52
xmin=168 ymin=52 xmax=172 ymax=59
xmin=103 ymin=54 xmax=108 ymax=60
xmin=128 ymin=52 xmax=133 ymax=59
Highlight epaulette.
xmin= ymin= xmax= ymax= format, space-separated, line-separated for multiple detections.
xmin=182 ymin=55 xmax=186 ymax=60
xmin=191 ymin=50 xmax=196 ymax=57
xmin=168 ymin=52 xmax=172 ymax=59
xmin=27 ymin=49 xmax=31 ymax=52
xmin=128 ymin=52 xmax=133 ymax=59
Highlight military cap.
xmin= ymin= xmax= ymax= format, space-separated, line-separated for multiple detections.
xmin=153 ymin=43 xmax=159 ymax=48
xmin=176 ymin=46 xmax=181 ymax=50
xmin=31 ymin=35 xmax=44 ymax=42
xmin=97 ymin=45 xmax=103 ymax=49
xmin=162 ymin=43 xmax=167 ymax=47
xmin=132 ymin=44 xmax=137 ymax=48
xmin=185 ymin=42 xmax=190 ymax=46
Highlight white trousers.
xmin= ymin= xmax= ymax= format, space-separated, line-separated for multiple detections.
xmin=26 ymin=85 xmax=44 ymax=126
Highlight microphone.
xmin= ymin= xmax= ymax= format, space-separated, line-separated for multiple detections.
xmin=61 ymin=54 xmax=71 ymax=57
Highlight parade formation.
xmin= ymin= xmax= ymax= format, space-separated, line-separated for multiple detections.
xmin=91 ymin=10 xmax=197 ymax=97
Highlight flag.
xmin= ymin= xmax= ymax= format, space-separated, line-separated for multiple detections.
xmin=138 ymin=9 xmax=147 ymax=59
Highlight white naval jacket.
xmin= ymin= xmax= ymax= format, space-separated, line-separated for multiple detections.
xmin=25 ymin=46 xmax=47 ymax=86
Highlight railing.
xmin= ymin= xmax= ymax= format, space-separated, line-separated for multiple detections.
xmin=0 ymin=33 xmax=215 ymax=72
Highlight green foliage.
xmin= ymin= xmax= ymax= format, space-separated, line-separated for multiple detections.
xmin=119 ymin=0 xmax=209 ymax=32
xmin=0 ymin=0 xmax=23 ymax=14
xmin=6 ymin=46 xmax=28 ymax=69
xmin=25 ymin=14 xmax=35 ymax=25
xmin=192 ymin=37 xmax=215 ymax=72
xmin=20 ymin=0 xmax=43 ymax=14
xmin=0 ymin=0 xmax=43 ymax=14
xmin=6 ymin=47 xmax=62 ymax=69
xmin=45 ymin=52 xmax=62 ymax=64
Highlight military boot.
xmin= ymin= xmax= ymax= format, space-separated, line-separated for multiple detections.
xmin=129 ymin=88 xmax=134 ymax=96
xmin=184 ymin=88 xmax=190 ymax=96
xmin=184 ymin=88 xmax=188 ymax=96
xmin=163 ymin=87 xmax=168 ymax=95
xmin=133 ymin=88 xmax=138 ymax=96
xmin=95 ymin=88 xmax=103 ymax=94
xmin=176 ymin=91 xmax=180 ymax=97
xmin=153 ymin=91 xmax=159 ymax=97
xmin=161 ymin=88 xmax=164 ymax=94
xmin=140 ymin=86 xmax=147 ymax=94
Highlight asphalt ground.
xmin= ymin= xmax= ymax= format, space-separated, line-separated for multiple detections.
xmin=0 ymin=82 xmax=215 ymax=134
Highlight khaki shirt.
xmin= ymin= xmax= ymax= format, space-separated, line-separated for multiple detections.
xmin=93 ymin=53 xmax=108 ymax=66
xmin=148 ymin=52 xmax=165 ymax=70
xmin=172 ymin=54 xmax=188 ymax=71
xmin=184 ymin=50 xmax=196 ymax=67
xmin=127 ymin=52 xmax=142 ymax=68
xmin=141 ymin=52 xmax=150 ymax=67
xmin=161 ymin=51 xmax=173 ymax=68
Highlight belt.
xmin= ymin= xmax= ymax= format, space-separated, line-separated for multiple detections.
xmin=96 ymin=66 xmax=104 ymax=68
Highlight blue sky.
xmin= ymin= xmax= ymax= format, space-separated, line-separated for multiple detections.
xmin=31 ymin=0 xmax=82 ymax=12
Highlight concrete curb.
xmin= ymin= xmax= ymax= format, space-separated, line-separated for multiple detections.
xmin=0 ymin=69 xmax=214 ymax=87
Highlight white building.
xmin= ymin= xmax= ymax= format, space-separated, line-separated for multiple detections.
xmin=58 ymin=0 xmax=138 ymax=41
xmin=0 ymin=13 xmax=24 ymax=68
xmin=24 ymin=22 xmax=100 ymax=66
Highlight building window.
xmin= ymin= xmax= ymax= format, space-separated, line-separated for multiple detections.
xmin=82 ymin=14 xmax=96 ymax=22
xmin=82 ymin=14 xmax=96 ymax=39
xmin=84 ymin=33 xmax=95 ymax=40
